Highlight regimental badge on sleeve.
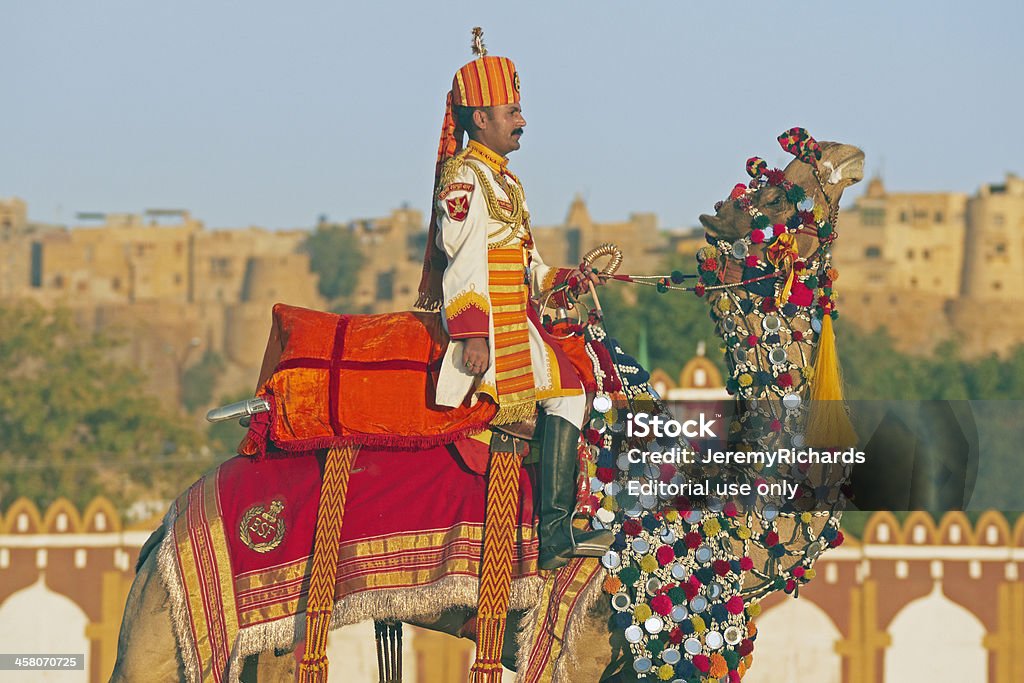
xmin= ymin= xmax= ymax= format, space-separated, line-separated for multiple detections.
xmin=439 ymin=182 xmax=473 ymax=222
xmin=445 ymin=195 xmax=470 ymax=222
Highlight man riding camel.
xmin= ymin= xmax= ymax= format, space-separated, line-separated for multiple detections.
xmin=416 ymin=28 xmax=613 ymax=570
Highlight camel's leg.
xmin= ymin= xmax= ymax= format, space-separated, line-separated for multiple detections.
xmin=110 ymin=527 xmax=184 ymax=682
xmin=244 ymin=650 xmax=296 ymax=682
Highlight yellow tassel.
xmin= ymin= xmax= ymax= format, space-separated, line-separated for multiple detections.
xmin=805 ymin=315 xmax=858 ymax=448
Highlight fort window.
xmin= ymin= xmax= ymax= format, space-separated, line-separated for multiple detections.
xmin=994 ymin=243 xmax=1006 ymax=254
xmin=906 ymin=249 xmax=914 ymax=260
xmin=112 ymin=277 xmax=121 ymax=291
xmin=922 ymin=249 xmax=931 ymax=260
xmin=864 ymin=246 xmax=882 ymax=259
xmin=993 ymin=281 xmax=1002 ymax=291
xmin=934 ymin=211 xmax=943 ymax=222
xmin=861 ymin=208 xmax=885 ymax=226
xmin=910 ymin=277 xmax=918 ymax=288
xmin=211 ymin=257 xmax=231 ymax=276
xmin=992 ymin=214 xmax=1005 ymax=227
xmin=899 ymin=211 xmax=909 ymax=222
xmin=54 ymin=274 xmax=65 ymax=288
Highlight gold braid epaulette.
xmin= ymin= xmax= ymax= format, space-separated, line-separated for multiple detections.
xmin=437 ymin=149 xmax=472 ymax=198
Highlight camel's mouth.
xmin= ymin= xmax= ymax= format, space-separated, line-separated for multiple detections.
xmin=826 ymin=149 xmax=866 ymax=186
xmin=698 ymin=213 xmax=719 ymax=231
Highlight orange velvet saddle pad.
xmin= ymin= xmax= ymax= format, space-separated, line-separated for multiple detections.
xmin=239 ymin=304 xmax=497 ymax=455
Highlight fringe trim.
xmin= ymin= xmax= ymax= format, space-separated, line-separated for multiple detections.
xmin=513 ymin=563 xmax=605 ymax=683
xmin=492 ymin=400 xmax=538 ymax=427
xmin=225 ymin=575 xmax=544 ymax=683
xmin=415 ymin=293 xmax=443 ymax=311
xmin=154 ymin=510 xmax=203 ymax=683
xmin=551 ymin=566 xmax=604 ymax=682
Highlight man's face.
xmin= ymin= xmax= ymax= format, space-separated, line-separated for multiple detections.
xmin=475 ymin=104 xmax=526 ymax=157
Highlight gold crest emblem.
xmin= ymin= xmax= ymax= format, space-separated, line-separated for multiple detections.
xmin=512 ymin=71 xmax=520 ymax=93
xmin=239 ymin=499 xmax=286 ymax=553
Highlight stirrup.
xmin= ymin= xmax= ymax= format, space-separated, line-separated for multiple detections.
xmin=567 ymin=521 xmax=613 ymax=557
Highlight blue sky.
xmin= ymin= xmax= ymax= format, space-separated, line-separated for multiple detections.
xmin=4 ymin=1 xmax=1021 ymax=230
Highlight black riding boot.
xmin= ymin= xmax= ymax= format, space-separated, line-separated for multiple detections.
xmin=537 ymin=414 xmax=614 ymax=570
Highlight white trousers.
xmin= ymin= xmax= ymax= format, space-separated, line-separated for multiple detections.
xmin=540 ymin=393 xmax=587 ymax=429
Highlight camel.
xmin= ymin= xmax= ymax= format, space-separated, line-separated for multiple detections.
xmin=111 ymin=132 xmax=869 ymax=683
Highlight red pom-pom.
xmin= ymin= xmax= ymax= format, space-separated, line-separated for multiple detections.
xmin=596 ymin=467 xmax=616 ymax=483
xmin=793 ymin=260 xmax=806 ymax=272
xmin=723 ymin=501 xmax=738 ymax=517
xmin=585 ymin=428 xmax=602 ymax=445
xmin=713 ymin=559 xmax=731 ymax=576
xmin=693 ymin=284 xmax=705 ymax=297
xmin=623 ymin=519 xmax=642 ymax=536
xmin=657 ymin=545 xmax=675 ymax=566
xmin=792 ymin=565 xmax=806 ymax=578
xmin=693 ymin=655 xmax=711 ymax=673
xmin=729 ymin=184 xmax=748 ymax=200
xmin=701 ymin=258 xmax=719 ymax=272
xmin=729 ymin=672 xmax=741 ymax=683
xmin=746 ymin=334 xmax=759 ymax=347
xmin=750 ymin=230 xmax=765 ymax=244
xmin=684 ymin=532 xmax=702 ymax=549
xmin=726 ymin=595 xmax=745 ymax=614
xmin=668 ymin=627 xmax=684 ymax=644
xmin=830 ymin=531 xmax=845 ymax=547
xmin=651 ymin=594 xmax=672 ymax=616
xmin=776 ymin=373 xmax=793 ymax=388
xmin=765 ymin=169 xmax=786 ymax=185
xmin=785 ymin=579 xmax=797 ymax=593
xmin=738 ymin=639 xmax=755 ymax=656
xmin=745 ymin=255 xmax=759 ymax=267
xmin=792 ymin=330 xmax=804 ymax=341
xmin=739 ymin=556 xmax=754 ymax=571
xmin=760 ymin=297 xmax=777 ymax=313
xmin=770 ymin=418 xmax=783 ymax=432
xmin=764 ymin=531 xmax=779 ymax=546
xmin=798 ymin=210 xmax=815 ymax=226
xmin=773 ymin=224 xmax=786 ymax=236
xmin=683 ymin=581 xmax=700 ymax=600
xmin=788 ymin=281 xmax=814 ymax=307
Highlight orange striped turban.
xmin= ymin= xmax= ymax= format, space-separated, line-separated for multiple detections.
xmin=416 ymin=40 xmax=521 ymax=310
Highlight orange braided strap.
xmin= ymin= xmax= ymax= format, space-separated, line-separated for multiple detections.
xmin=298 ymin=445 xmax=358 ymax=683
xmin=469 ymin=446 xmax=522 ymax=682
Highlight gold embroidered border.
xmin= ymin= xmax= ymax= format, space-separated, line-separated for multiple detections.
xmin=445 ymin=289 xmax=490 ymax=320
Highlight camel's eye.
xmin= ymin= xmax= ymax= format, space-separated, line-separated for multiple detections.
xmin=768 ymin=195 xmax=784 ymax=206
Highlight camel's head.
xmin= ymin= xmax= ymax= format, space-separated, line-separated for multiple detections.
xmin=692 ymin=129 xmax=863 ymax=443
xmin=699 ymin=133 xmax=864 ymax=272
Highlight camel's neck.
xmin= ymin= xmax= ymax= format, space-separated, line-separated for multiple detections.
xmin=698 ymin=220 xmax=837 ymax=451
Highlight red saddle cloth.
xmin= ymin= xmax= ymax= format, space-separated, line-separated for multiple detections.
xmin=240 ymin=304 xmax=497 ymax=455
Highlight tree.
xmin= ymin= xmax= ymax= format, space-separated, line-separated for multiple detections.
xmin=0 ymin=302 xmax=205 ymax=511
xmin=304 ymin=224 xmax=363 ymax=304
xmin=181 ymin=349 xmax=226 ymax=413
xmin=597 ymin=253 xmax=726 ymax=380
